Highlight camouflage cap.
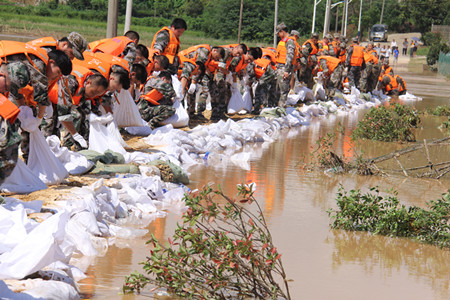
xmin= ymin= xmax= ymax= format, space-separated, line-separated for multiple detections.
xmin=311 ymin=32 xmax=319 ymax=39
xmin=333 ymin=33 xmax=340 ymax=39
xmin=67 ymin=32 xmax=87 ymax=61
xmin=276 ymin=23 xmax=288 ymax=33
xmin=290 ymin=30 xmax=300 ymax=37
xmin=325 ymin=33 xmax=333 ymax=40
xmin=352 ymin=36 xmax=359 ymax=43
xmin=340 ymin=42 xmax=346 ymax=48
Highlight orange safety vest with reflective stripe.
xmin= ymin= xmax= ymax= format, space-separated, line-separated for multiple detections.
xmin=140 ymin=76 xmax=163 ymax=106
xmin=254 ymin=58 xmax=272 ymax=79
xmin=317 ymin=56 xmax=341 ymax=74
xmin=49 ymin=65 xmax=94 ymax=106
xmin=350 ymin=45 xmax=364 ymax=67
xmin=0 ymin=93 xmax=20 ymax=124
xmin=302 ymin=39 xmax=319 ymax=56
xmin=363 ymin=51 xmax=379 ymax=64
xmin=90 ymin=36 xmax=133 ymax=57
xmin=276 ymin=36 xmax=298 ymax=64
xmin=383 ymin=74 xmax=398 ymax=92
xmin=151 ymin=27 xmax=180 ymax=64
xmin=27 ymin=36 xmax=58 ymax=49
xmin=395 ymin=75 xmax=407 ymax=92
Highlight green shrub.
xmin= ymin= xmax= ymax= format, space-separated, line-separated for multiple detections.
xmin=426 ymin=105 xmax=450 ymax=116
xmin=423 ymin=32 xmax=450 ymax=66
xmin=123 ymin=185 xmax=291 ymax=299
xmin=351 ymin=104 xmax=421 ymax=142
xmin=329 ymin=187 xmax=450 ymax=248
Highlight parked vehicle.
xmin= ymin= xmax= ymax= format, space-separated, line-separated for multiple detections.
xmin=369 ymin=24 xmax=388 ymax=42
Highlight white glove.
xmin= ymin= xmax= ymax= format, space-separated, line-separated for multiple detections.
xmin=188 ymin=83 xmax=197 ymax=94
xmin=218 ymin=62 xmax=227 ymax=69
xmin=72 ymin=132 xmax=88 ymax=148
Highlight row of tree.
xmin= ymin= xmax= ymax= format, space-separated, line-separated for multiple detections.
xmin=27 ymin=0 xmax=450 ymax=42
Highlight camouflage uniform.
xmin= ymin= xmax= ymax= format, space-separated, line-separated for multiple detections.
xmin=152 ymin=30 xmax=180 ymax=75
xmin=299 ymin=42 xmax=318 ymax=89
xmin=319 ymin=57 xmax=343 ymax=98
xmin=122 ymin=42 xmax=137 ymax=66
xmin=360 ymin=61 xmax=375 ymax=93
xmin=246 ymin=62 xmax=277 ymax=112
xmin=276 ymin=38 xmax=296 ymax=107
xmin=6 ymin=55 xmax=49 ymax=163
xmin=345 ymin=45 xmax=365 ymax=89
xmin=0 ymin=116 xmax=21 ymax=185
xmin=138 ymin=76 xmax=176 ymax=128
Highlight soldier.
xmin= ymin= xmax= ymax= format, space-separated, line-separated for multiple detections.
xmin=2 ymin=43 xmax=72 ymax=162
xmin=138 ymin=70 xmax=177 ymax=128
xmin=90 ymin=30 xmax=140 ymax=66
xmin=300 ymin=32 xmax=320 ymax=88
xmin=0 ymin=58 xmax=21 ymax=185
xmin=360 ymin=42 xmax=379 ymax=93
xmin=345 ymin=37 xmax=365 ymax=89
xmin=151 ymin=18 xmax=187 ymax=75
xmin=316 ymin=51 xmax=343 ymax=98
xmin=289 ymin=30 xmax=302 ymax=91
xmin=275 ymin=23 xmax=297 ymax=107
xmin=380 ymin=74 xmax=400 ymax=96
xmin=28 ymin=32 xmax=88 ymax=61
xmin=129 ymin=63 xmax=148 ymax=101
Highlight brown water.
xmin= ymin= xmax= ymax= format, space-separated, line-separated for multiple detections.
xmin=82 ymin=65 xmax=450 ymax=299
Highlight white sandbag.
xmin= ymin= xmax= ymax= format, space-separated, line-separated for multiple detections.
xmin=0 ymin=159 xmax=47 ymax=194
xmin=313 ymin=82 xmax=326 ymax=101
xmin=160 ymin=100 xmax=189 ymax=128
xmin=241 ymin=86 xmax=253 ymax=113
xmin=171 ymin=75 xmax=183 ymax=99
xmin=46 ymin=135 xmax=94 ymax=175
xmin=20 ymin=279 xmax=80 ymax=300
xmin=107 ymin=120 xmax=128 ymax=148
xmin=28 ymin=129 xmax=68 ymax=185
xmin=125 ymin=118 xmax=153 ymax=136
xmin=227 ymin=84 xmax=245 ymax=114
xmin=88 ymin=113 xmax=126 ymax=154
xmin=113 ymin=89 xmax=143 ymax=127
xmin=0 ymin=211 xmax=69 ymax=280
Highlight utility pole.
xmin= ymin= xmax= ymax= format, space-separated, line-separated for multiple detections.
xmin=124 ymin=0 xmax=133 ymax=33
xmin=357 ymin=0 xmax=362 ymax=39
xmin=238 ymin=0 xmax=244 ymax=43
xmin=273 ymin=0 xmax=278 ymax=48
xmin=341 ymin=0 xmax=346 ymax=35
xmin=323 ymin=0 xmax=331 ymax=36
xmin=335 ymin=4 xmax=339 ymax=33
xmin=380 ymin=0 xmax=386 ymax=24
xmin=312 ymin=0 xmax=323 ymax=34
xmin=344 ymin=0 xmax=349 ymax=36
xmin=107 ymin=0 xmax=118 ymax=38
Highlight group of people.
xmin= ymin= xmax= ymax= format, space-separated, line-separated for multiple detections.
xmin=0 ymin=18 xmax=409 ymax=186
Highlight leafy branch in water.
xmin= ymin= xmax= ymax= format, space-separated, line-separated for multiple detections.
xmin=328 ymin=187 xmax=450 ymax=248
xmin=425 ymin=105 xmax=450 ymax=117
xmin=123 ymin=184 xmax=291 ymax=299
xmin=352 ymin=104 xmax=421 ymax=142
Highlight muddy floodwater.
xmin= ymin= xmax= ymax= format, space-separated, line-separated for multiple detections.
xmin=81 ymin=63 xmax=450 ymax=299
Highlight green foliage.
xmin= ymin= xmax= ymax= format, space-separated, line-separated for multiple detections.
xmin=424 ymin=32 xmax=450 ymax=66
xmin=329 ymin=187 xmax=450 ymax=248
xmin=438 ymin=117 xmax=450 ymax=131
xmin=351 ymin=104 xmax=421 ymax=142
xmin=124 ymin=185 xmax=291 ymax=299
xmin=425 ymin=105 xmax=450 ymax=117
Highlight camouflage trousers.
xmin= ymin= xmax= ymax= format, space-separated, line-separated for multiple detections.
xmin=360 ymin=62 xmax=380 ymax=93
xmin=254 ymin=67 xmax=277 ymax=112
xmin=348 ymin=66 xmax=362 ymax=89
xmin=138 ymin=99 xmax=175 ymax=128
xmin=325 ymin=64 xmax=343 ymax=98
xmin=211 ymin=79 xmax=231 ymax=119
xmin=275 ymin=64 xmax=292 ymax=107
xmin=188 ymin=75 xmax=214 ymax=117
xmin=0 ymin=117 xmax=21 ymax=185
xmin=17 ymin=105 xmax=37 ymax=163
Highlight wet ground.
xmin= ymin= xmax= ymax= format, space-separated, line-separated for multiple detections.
xmin=78 ymin=60 xmax=450 ymax=299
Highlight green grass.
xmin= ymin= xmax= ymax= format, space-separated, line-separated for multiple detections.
xmin=416 ymin=46 xmax=430 ymax=56
xmin=0 ymin=12 xmax=269 ymax=49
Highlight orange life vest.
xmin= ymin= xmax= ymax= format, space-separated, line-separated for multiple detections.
xmin=0 ymin=93 xmax=20 ymax=124
xmin=76 ymin=51 xmax=130 ymax=80
xmin=363 ymin=51 xmax=378 ymax=64
xmin=151 ymin=27 xmax=180 ymax=64
xmin=317 ymin=56 xmax=341 ymax=74
xmin=49 ymin=65 xmax=94 ymax=106
xmin=179 ymin=44 xmax=212 ymax=69
xmin=145 ymin=48 xmax=159 ymax=76
xmin=368 ymin=49 xmax=378 ymax=58
xmin=254 ymin=58 xmax=272 ymax=79
xmin=27 ymin=36 xmax=58 ymax=49
xmin=318 ymin=40 xmax=329 ymax=51
xmin=90 ymin=36 xmax=133 ymax=57
xmin=350 ymin=45 xmax=364 ymax=67
xmin=232 ymin=56 xmax=247 ymax=74
xmin=276 ymin=36 xmax=298 ymax=64
xmin=378 ymin=65 xmax=393 ymax=81
xmin=302 ymin=39 xmax=319 ymax=56
xmin=140 ymin=76 xmax=163 ymax=106
xmin=261 ymin=48 xmax=277 ymax=67
xmin=383 ymin=74 xmax=398 ymax=92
